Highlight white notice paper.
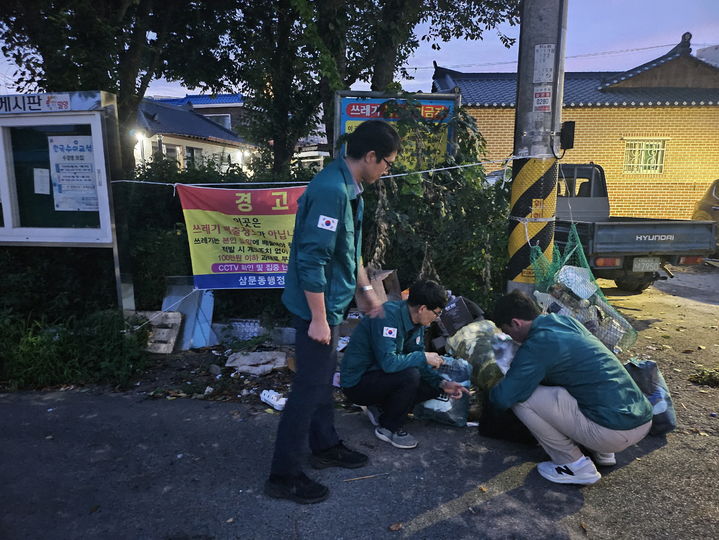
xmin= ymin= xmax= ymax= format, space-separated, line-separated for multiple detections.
xmin=533 ymin=44 xmax=556 ymax=83
xmin=33 ymin=168 xmax=50 ymax=195
xmin=47 ymin=135 xmax=99 ymax=211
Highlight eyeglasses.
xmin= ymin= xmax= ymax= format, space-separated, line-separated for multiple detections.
xmin=381 ymin=157 xmax=395 ymax=172
xmin=432 ymin=308 xmax=443 ymax=317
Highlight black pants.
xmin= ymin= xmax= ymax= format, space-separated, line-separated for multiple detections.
xmin=269 ymin=317 xmax=340 ymax=476
xmin=343 ymin=368 xmax=440 ymax=432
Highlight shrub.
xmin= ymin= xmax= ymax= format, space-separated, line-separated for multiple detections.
xmin=0 ymin=310 xmax=148 ymax=389
xmin=360 ymin=99 xmax=510 ymax=308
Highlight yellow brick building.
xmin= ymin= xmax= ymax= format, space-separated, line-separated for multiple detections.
xmin=433 ymin=33 xmax=719 ymax=219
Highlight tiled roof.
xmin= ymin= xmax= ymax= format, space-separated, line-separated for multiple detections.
xmin=153 ymin=93 xmax=244 ymax=107
xmin=597 ymin=31 xmax=693 ymax=90
xmin=137 ymin=100 xmax=246 ymax=145
xmin=432 ymin=68 xmax=719 ymax=108
xmin=432 ymin=33 xmax=719 ymax=108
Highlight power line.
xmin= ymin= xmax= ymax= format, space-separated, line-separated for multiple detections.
xmin=406 ymin=42 xmax=716 ymax=71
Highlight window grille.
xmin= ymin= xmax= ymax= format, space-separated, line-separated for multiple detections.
xmin=623 ymin=139 xmax=666 ymax=174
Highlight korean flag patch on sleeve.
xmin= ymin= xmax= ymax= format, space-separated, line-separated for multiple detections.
xmin=317 ymin=215 xmax=338 ymax=232
xmin=383 ymin=327 xmax=398 ymax=338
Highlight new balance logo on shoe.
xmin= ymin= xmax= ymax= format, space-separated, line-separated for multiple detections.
xmin=537 ymin=457 xmax=601 ymax=485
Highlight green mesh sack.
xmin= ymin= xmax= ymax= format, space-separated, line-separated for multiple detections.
xmin=530 ymin=223 xmax=637 ymax=352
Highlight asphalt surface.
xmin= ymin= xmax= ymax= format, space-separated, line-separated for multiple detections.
xmin=2 ymin=269 xmax=718 ymax=539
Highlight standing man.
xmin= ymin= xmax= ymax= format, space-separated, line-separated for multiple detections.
xmin=489 ymin=290 xmax=653 ymax=485
xmin=341 ymin=280 xmax=469 ymax=449
xmin=265 ymin=120 xmax=401 ymax=504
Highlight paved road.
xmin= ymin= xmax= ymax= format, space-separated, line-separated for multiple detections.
xmin=2 ymin=268 xmax=718 ymax=539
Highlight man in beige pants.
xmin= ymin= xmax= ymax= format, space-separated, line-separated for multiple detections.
xmin=490 ymin=291 xmax=653 ymax=485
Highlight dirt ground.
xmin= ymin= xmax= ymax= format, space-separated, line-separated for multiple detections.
xmin=127 ymin=262 xmax=719 ymax=433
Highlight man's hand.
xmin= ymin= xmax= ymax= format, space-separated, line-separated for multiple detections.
xmin=440 ymin=380 xmax=470 ymax=399
xmin=308 ymin=318 xmax=331 ymax=345
xmin=425 ymin=352 xmax=444 ymax=369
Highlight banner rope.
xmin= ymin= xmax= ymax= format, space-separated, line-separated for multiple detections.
xmin=110 ymin=154 xmax=547 ymax=188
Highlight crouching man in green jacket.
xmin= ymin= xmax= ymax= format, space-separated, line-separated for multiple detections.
xmin=490 ymin=290 xmax=653 ymax=485
xmin=341 ymin=280 xmax=469 ymax=449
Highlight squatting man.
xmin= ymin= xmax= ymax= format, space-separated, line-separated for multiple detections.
xmin=341 ymin=279 xmax=469 ymax=449
xmin=489 ymin=290 xmax=653 ymax=485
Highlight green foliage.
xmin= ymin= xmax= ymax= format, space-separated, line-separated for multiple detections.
xmin=0 ymin=0 xmax=237 ymax=171
xmin=361 ymin=97 xmax=511 ymax=308
xmin=689 ymin=369 xmax=719 ymax=388
xmin=0 ymin=310 xmax=148 ymax=389
xmin=0 ymin=247 xmax=116 ymax=319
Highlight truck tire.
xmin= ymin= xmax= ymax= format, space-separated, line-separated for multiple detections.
xmin=614 ymin=276 xmax=654 ymax=292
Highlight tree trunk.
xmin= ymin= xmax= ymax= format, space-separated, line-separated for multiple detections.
xmin=317 ymin=0 xmax=348 ymax=155
xmin=370 ymin=0 xmax=421 ymax=91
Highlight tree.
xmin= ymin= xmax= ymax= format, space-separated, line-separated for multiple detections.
xmin=296 ymin=0 xmax=520 ymax=154
xmin=227 ymin=0 xmax=325 ymax=178
xmin=0 ymin=0 xmax=235 ymax=173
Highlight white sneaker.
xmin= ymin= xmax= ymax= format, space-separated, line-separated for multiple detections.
xmin=537 ymin=456 xmax=601 ymax=485
xmin=260 ymin=390 xmax=287 ymax=411
xmin=592 ymin=452 xmax=616 ymax=466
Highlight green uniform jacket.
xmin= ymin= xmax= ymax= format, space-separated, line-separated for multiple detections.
xmin=490 ymin=314 xmax=652 ymax=431
xmin=340 ymin=300 xmax=443 ymax=389
xmin=281 ymin=158 xmax=364 ymax=326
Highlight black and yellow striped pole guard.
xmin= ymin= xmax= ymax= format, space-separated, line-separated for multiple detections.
xmin=506 ymin=157 xmax=558 ymax=284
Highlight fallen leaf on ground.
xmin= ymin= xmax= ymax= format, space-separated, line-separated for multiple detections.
xmin=388 ymin=523 xmax=403 ymax=531
xmin=479 ymin=485 xmax=488 ymax=493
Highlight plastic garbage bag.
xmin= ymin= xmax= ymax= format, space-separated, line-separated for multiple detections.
xmin=446 ymin=320 xmax=496 ymax=361
xmin=623 ymin=359 xmax=677 ymax=436
xmin=413 ymin=356 xmax=470 ymax=427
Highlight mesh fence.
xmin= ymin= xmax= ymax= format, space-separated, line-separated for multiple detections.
xmin=529 ymin=223 xmax=636 ymax=352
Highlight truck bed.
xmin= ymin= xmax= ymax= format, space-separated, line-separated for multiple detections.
xmin=555 ymin=218 xmax=716 ymax=256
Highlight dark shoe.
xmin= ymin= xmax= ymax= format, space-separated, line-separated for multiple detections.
xmin=264 ymin=473 xmax=329 ymax=504
xmin=310 ymin=442 xmax=369 ymax=469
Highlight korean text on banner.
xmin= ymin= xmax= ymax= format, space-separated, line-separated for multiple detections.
xmin=176 ymin=184 xmax=306 ymax=290
xmin=339 ymin=96 xmax=455 ymax=170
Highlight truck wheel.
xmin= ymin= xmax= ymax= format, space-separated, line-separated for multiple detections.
xmin=614 ymin=276 xmax=654 ymax=292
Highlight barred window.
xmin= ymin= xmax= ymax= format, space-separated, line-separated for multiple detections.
xmin=623 ymin=139 xmax=667 ymax=174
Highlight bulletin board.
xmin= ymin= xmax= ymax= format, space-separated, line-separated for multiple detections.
xmin=0 ymin=92 xmax=116 ymax=246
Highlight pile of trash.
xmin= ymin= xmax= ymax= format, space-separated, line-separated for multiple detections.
xmin=530 ymin=223 xmax=637 ymax=352
xmin=533 ymin=265 xmax=635 ymax=352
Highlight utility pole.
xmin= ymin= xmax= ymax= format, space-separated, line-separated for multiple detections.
xmin=506 ymin=0 xmax=568 ymax=293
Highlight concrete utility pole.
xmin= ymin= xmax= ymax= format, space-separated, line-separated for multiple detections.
xmin=506 ymin=0 xmax=568 ymax=293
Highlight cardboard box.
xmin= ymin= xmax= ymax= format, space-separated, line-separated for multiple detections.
xmin=366 ymin=267 xmax=401 ymax=304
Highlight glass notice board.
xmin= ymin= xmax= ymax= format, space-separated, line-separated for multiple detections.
xmin=10 ymin=124 xmax=100 ymax=228
xmin=0 ymin=112 xmax=112 ymax=246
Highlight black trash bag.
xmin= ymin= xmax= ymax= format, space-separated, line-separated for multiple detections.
xmin=623 ymin=359 xmax=677 ymax=436
xmin=477 ymin=394 xmax=536 ymax=445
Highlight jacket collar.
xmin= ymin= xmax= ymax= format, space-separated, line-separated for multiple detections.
xmin=400 ymin=301 xmax=417 ymax=332
xmin=337 ymin=156 xmax=362 ymax=200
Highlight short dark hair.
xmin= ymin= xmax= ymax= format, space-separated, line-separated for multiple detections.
xmin=491 ymin=290 xmax=541 ymax=328
xmin=408 ymin=280 xmax=448 ymax=310
xmin=346 ymin=120 xmax=401 ymax=161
